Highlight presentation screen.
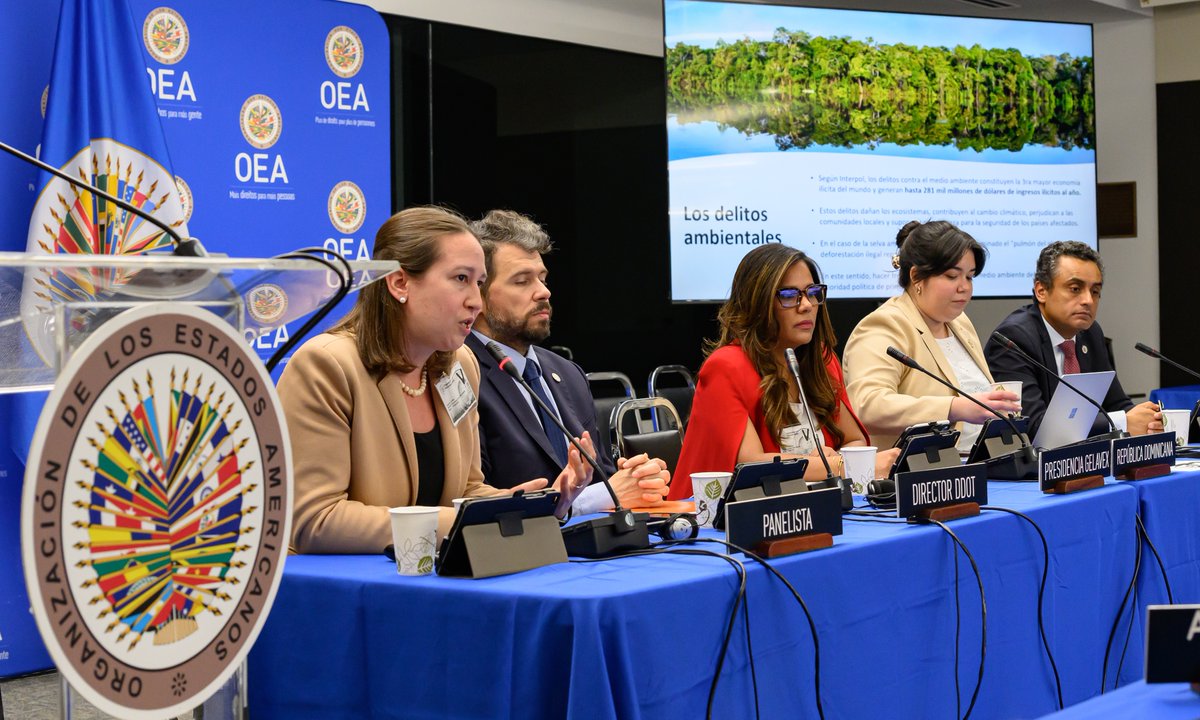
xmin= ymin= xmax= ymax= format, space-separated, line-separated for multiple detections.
xmin=665 ymin=1 xmax=1096 ymax=301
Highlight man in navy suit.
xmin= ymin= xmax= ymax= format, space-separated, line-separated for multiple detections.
xmin=467 ymin=210 xmax=668 ymax=512
xmin=984 ymin=241 xmax=1162 ymax=439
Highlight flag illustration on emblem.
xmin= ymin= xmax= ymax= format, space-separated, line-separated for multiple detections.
xmin=15 ymin=0 xmax=191 ymax=465
xmin=21 ymin=0 xmax=189 ymax=357
xmin=75 ymin=368 xmax=253 ymax=649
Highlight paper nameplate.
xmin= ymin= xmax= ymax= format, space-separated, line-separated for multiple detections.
xmin=725 ymin=487 xmax=842 ymax=551
xmin=1145 ymin=604 xmax=1200 ymax=683
xmin=1038 ymin=437 xmax=1112 ymax=492
xmin=895 ymin=462 xmax=987 ymax=518
xmin=1113 ymin=432 xmax=1176 ymax=477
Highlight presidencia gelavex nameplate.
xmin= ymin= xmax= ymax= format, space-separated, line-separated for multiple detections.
xmin=0 ymin=0 xmax=389 ymax=678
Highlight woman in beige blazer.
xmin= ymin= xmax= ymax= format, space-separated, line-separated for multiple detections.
xmin=843 ymin=221 xmax=1021 ymax=450
xmin=278 ymin=207 xmax=592 ymax=554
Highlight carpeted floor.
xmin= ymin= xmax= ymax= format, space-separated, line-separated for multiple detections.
xmin=1 ymin=672 xmax=195 ymax=719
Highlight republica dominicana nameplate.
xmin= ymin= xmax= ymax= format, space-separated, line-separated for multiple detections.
xmin=21 ymin=303 xmax=292 ymax=719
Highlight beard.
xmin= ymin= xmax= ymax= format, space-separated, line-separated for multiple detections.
xmin=484 ymin=301 xmax=552 ymax=347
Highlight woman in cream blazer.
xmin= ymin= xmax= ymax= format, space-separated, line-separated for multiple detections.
xmin=844 ymin=221 xmax=1021 ymax=450
xmin=279 ymin=207 xmax=591 ymax=554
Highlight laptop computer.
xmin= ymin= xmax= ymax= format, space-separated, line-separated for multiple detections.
xmin=1031 ymin=370 xmax=1116 ymax=449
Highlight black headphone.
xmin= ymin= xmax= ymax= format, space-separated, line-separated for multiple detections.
xmin=866 ymin=479 xmax=897 ymax=509
xmin=649 ymin=513 xmax=699 ymax=541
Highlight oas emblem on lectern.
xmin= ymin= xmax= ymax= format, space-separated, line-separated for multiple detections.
xmin=143 ymin=8 xmax=189 ymax=65
xmin=328 ymin=180 xmax=366 ymax=234
xmin=174 ymin=175 xmax=193 ymax=223
xmin=239 ymin=95 xmax=282 ymax=150
xmin=325 ymin=25 xmax=364 ymax=78
xmin=22 ymin=304 xmax=292 ymax=719
xmin=247 ymin=284 xmax=288 ymax=325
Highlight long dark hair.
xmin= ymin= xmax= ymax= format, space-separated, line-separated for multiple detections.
xmin=894 ymin=220 xmax=986 ymax=288
xmin=707 ymin=244 xmax=843 ymax=446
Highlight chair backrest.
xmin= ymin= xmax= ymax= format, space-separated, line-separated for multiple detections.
xmin=647 ymin=364 xmax=695 ymax=431
xmin=549 ymin=345 xmax=574 ymax=361
xmin=611 ymin=397 xmax=684 ymax=474
xmin=587 ymin=372 xmax=636 ymax=463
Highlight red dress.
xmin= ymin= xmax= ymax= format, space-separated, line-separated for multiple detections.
xmin=668 ymin=344 xmax=867 ymax=500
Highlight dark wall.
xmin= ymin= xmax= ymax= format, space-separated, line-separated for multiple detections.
xmin=1156 ymin=80 xmax=1200 ymax=386
xmin=386 ymin=16 xmax=882 ymax=387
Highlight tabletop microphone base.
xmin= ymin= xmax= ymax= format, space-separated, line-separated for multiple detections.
xmin=984 ymin=445 xmax=1040 ymax=482
xmin=561 ymin=510 xmax=650 ymax=558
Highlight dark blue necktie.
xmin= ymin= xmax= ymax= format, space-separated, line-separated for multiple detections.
xmin=523 ymin=358 xmax=568 ymax=466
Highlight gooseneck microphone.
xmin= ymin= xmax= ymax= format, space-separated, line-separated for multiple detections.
xmin=485 ymin=342 xmax=646 ymax=549
xmin=886 ymin=346 xmax=1032 ymax=449
xmin=990 ymin=331 xmax=1125 ymax=441
xmin=1134 ymin=342 xmax=1200 ymax=382
xmin=0 ymin=138 xmax=206 ymax=257
xmin=784 ymin=347 xmax=849 ymax=506
xmin=487 ymin=342 xmax=649 ymax=557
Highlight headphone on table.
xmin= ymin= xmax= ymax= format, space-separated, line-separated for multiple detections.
xmin=866 ymin=479 xmax=897 ymax=509
xmin=649 ymin=513 xmax=700 ymax=541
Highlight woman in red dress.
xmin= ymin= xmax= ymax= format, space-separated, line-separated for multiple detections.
xmin=669 ymin=244 xmax=897 ymax=499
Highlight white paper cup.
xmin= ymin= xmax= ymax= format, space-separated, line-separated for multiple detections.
xmin=388 ymin=506 xmax=439 ymax=576
xmin=451 ymin=497 xmax=468 ymax=511
xmin=989 ymin=381 xmax=1023 ymax=411
xmin=840 ymin=446 xmax=877 ymax=495
xmin=691 ymin=471 xmax=732 ymax=529
xmin=1163 ymin=409 xmax=1191 ymax=445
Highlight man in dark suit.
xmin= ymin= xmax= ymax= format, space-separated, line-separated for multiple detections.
xmin=984 ymin=241 xmax=1161 ymax=440
xmin=467 ymin=210 xmax=668 ymax=512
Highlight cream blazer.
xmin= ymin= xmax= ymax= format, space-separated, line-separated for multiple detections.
xmin=278 ymin=334 xmax=504 ymax=554
xmin=843 ymin=292 xmax=994 ymax=449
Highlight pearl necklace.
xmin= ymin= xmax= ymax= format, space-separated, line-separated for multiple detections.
xmin=399 ymin=368 xmax=428 ymax=397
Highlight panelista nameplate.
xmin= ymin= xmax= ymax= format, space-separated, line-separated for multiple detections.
xmin=725 ymin=487 xmax=842 ymax=551
xmin=1038 ymin=437 xmax=1112 ymax=492
xmin=895 ymin=462 xmax=987 ymax=518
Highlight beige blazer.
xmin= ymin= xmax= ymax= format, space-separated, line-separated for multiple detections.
xmin=843 ymin=292 xmax=994 ymax=449
xmin=278 ymin=334 xmax=504 ymax=554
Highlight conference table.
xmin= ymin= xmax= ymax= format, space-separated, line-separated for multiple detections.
xmin=248 ymin=468 xmax=1200 ymax=719
xmin=1037 ymin=681 xmax=1200 ymax=719
xmin=1149 ymin=384 xmax=1200 ymax=410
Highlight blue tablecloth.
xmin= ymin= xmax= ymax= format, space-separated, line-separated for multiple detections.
xmin=1038 ymin=681 xmax=1200 ymax=719
xmin=249 ymin=479 xmax=1149 ymax=719
xmin=1135 ymin=463 xmax=1200 ymax=609
xmin=1149 ymin=385 xmax=1200 ymax=409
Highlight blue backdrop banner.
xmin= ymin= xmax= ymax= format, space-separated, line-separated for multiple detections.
xmin=0 ymin=0 xmax=391 ymax=678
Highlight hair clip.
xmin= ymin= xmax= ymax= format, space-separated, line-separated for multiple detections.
xmin=891 ymin=255 xmax=901 ymax=270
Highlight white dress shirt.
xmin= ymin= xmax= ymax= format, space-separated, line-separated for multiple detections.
xmin=472 ymin=330 xmax=615 ymax=513
xmin=1038 ymin=313 xmax=1127 ymax=432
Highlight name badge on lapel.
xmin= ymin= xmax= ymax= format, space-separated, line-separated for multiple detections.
xmin=435 ymin=362 xmax=477 ymax=426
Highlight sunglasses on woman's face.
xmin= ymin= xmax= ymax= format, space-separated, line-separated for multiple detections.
xmin=776 ymin=284 xmax=827 ymax=308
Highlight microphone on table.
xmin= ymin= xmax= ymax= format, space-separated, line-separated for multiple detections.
xmin=1135 ymin=342 xmax=1200 ymax=443
xmin=990 ymin=332 xmax=1125 ymax=443
xmin=886 ymin=345 xmax=1038 ymax=476
xmin=784 ymin=347 xmax=850 ymax=509
xmin=486 ymin=342 xmax=650 ymax=557
xmin=1135 ymin=342 xmax=1200 ymax=382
